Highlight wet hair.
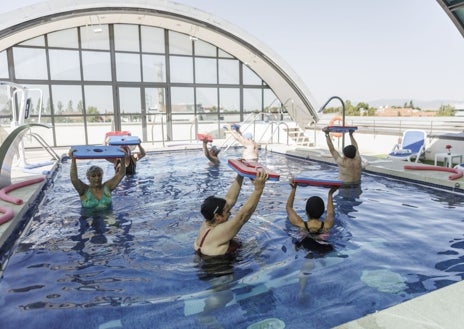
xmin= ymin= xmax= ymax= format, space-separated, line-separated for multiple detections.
xmin=201 ymin=196 xmax=227 ymax=221
xmin=343 ymin=145 xmax=357 ymax=159
xmin=305 ymin=196 xmax=325 ymax=219
xmin=210 ymin=146 xmax=220 ymax=155
xmin=86 ymin=165 xmax=103 ymax=177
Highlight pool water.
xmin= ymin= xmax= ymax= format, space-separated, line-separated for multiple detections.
xmin=0 ymin=149 xmax=463 ymax=329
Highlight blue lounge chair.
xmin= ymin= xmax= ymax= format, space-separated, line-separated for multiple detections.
xmin=388 ymin=130 xmax=426 ymax=163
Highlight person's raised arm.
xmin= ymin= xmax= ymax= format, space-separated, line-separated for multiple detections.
xmin=224 ymin=174 xmax=244 ymax=208
xmin=212 ymin=171 xmax=266 ymax=245
xmin=136 ymin=142 xmax=146 ymax=161
xmin=230 ymin=129 xmax=248 ymax=146
xmin=286 ymin=179 xmax=305 ymax=229
xmin=229 ymin=171 xmax=267 ymax=227
xmin=105 ymin=154 xmax=127 ymax=191
xmin=349 ymin=130 xmax=359 ymax=151
xmin=68 ymin=149 xmax=87 ymax=196
xmin=322 ymin=126 xmax=341 ymax=161
xmin=323 ymin=186 xmax=339 ymax=230
xmin=202 ymin=138 xmax=216 ymax=164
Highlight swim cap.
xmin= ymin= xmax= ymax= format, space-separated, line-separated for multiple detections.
xmin=211 ymin=146 xmax=220 ymax=155
xmin=305 ymin=196 xmax=325 ymax=219
xmin=243 ymin=132 xmax=253 ymax=140
xmin=343 ymin=145 xmax=357 ymax=159
xmin=201 ymin=196 xmax=226 ymax=221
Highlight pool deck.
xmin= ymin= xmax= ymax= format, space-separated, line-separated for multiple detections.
xmin=1 ymin=143 xmax=463 ymax=328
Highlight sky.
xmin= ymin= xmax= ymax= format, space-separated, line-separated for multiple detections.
xmin=1 ymin=0 xmax=464 ymax=107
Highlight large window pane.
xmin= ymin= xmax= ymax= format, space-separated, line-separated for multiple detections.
xmin=195 ymin=58 xmax=217 ymax=83
xmin=243 ymin=88 xmax=262 ymax=113
xmin=170 ymin=56 xmax=193 ymax=83
xmin=141 ymin=26 xmax=165 ymax=53
xmin=169 ymin=31 xmax=192 ymax=55
xmin=0 ymin=51 xmax=8 ymax=79
xmin=49 ymin=49 xmax=81 ymax=80
xmin=218 ymin=59 xmax=239 ymax=84
xmin=114 ymin=24 xmax=140 ymax=52
xmin=84 ymin=85 xmax=113 ymax=117
xmin=219 ymin=88 xmax=239 ymax=113
xmin=218 ymin=49 xmax=233 ymax=58
xmin=81 ymin=25 xmax=110 ymax=50
xmin=145 ymin=87 xmax=166 ymax=113
xmin=52 ymin=85 xmax=83 ymax=115
xmin=47 ymin=28 xmax=78 ymax=48
xmin=171 ymin=87 xmax=194 ymax=113
xmin=52 ymin=84 xmax=85 ymax=145
xmin=196 ymin=87 xmax=218 ymax=121
xmin=121 ymin=88 xmax=143 ymax=138
xmin=145 ymin=87 xmax=166 ymax=142
xmin=243 ymin=65 xmax=262 ymax=85
xmin=142 ymin=54 xmax=166 ymax=82
xmin=82 ymin=51 xmax=112 ymax=81
xmin=18 ymin=36 xmax=45 ymax=47
xmin=116 ymin=53 xmax=141 ymax=82
xmin=13 ymin=47 xmax=48 ymax=79
xmin=194 ymin=40 xmax=216 ymax=57
xmin=119 ymin=87 xmax=141 ymax=124
xmin=85 ymin=85 xmax=114 ymax=144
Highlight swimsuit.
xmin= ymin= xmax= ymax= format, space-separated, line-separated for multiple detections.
xmin=196 ymin=229 xmax=241 ymax=256
xmin=298 ymin=221 xmax=333 ymax=254
xmin=115 ymin=157 xmax=136 ymax=175
xmin=81 ymin=185 xmax=112 ymax=210
xmin=304 ymin=221 xmax=325 ymax=234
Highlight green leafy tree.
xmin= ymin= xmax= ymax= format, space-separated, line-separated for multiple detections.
xmin=87 ymin=106 xmax=101 ymax=122
xmin=437 ymin=104 xmax=455 ymax=116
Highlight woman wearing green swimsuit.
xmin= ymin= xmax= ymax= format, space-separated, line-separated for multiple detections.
xmin=68 ymin=149 xmax=126 ymax=210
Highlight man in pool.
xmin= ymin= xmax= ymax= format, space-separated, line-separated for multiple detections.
xmin=194 ymin=171 xmax=268 ymax=257
xmin=201 ymin=135 xmax=220 ymax=166
xmin=68 ymin=148 xmax=126 ymax=210
xmin=226 ymin=124 xmax=259 ymax=161
xmin=322 ymin=127 xmax=362 ymax=185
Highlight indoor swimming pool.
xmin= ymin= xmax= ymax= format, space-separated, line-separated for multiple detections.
xmin=0 ymin=149 xmax=463 ymax=329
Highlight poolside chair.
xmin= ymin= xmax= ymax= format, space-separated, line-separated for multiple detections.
xmin=388 ymin=130 xmax=426 ymax=163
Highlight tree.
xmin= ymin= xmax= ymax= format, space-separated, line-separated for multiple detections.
xmin=437 ymin=104 xmax=455 ymax=116
xmin=67 ymin=100 xmax=73 ymax=112
xmin=56 ymin=101 xmax=63 ymax=114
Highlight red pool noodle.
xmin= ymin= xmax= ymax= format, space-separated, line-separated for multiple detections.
xmin=0 ymin=206 xmax=14 ymax=225
xmin=0 ymin=176 xmax=46 ymax=205
xmin=404 ymin=165 xmax=463 ymax=181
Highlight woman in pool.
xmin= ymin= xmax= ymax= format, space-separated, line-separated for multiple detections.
xmin=194 ymin=171 xmax=268 ymax=257
xmin=286 ymin=178 xmax=338 ymax=236
xmin=107 ymin=142 xmax=146 ymax=176
xmin=286 ymin=179 xmax=339 ymax=301
xmin=68 ymin=148 xmax=126 ymax=210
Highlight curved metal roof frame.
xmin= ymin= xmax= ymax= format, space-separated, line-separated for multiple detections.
xmin=0 ymin=0 xmax=319 ymax=127
xmin=436 ymin=0 xmax=464 ymax=37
